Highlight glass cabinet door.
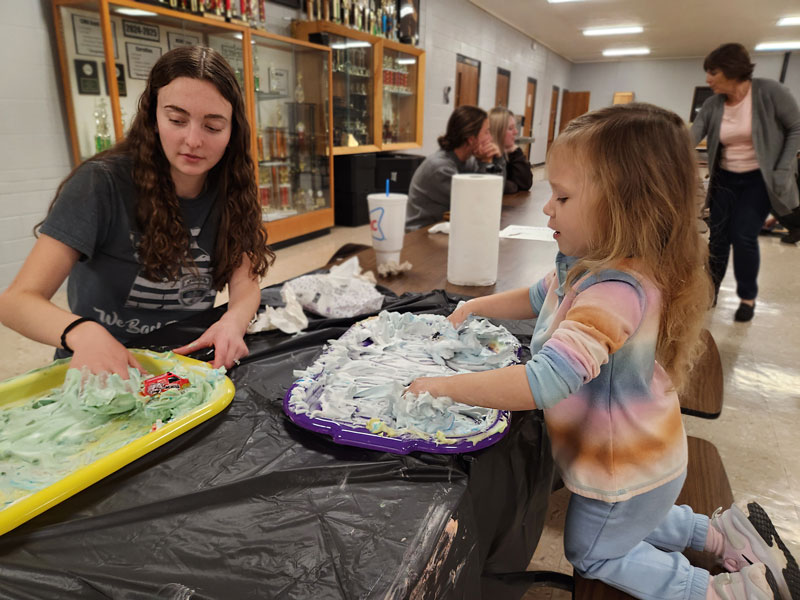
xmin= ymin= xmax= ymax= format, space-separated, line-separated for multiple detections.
xmin=329 ymin=35 xmax=375 ymax=148
xmin=54 ymin=0 xmax=116 ymax=163
xmin=381 ymin=46 xmax=419 ymax=145
xmin=252 ymin=33 xmax=331 ymax=222
xmin=53 ymin=0 xmax=247 ymax=164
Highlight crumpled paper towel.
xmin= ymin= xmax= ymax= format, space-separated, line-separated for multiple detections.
xmin=428 ymin=222 xmax=450 ymax=235
xmin=377 ymin=260 xmax=412 ymax=278
xmin=281 ymin=256 xmax=384 ymax=318
xmin=247 ymin=285 xmax=308 ymax=334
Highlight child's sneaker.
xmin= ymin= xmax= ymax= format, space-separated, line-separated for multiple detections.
xmin=745 ymin=501 xmax=800 ymax=600
xmin=709 ymin=564 xmax=780 ymax=599
xmin=710 ymin=503 xmax=794 ymax=600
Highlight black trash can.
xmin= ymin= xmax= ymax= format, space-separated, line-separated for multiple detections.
xmin=333 ymin=152 xmax=424 ymax=226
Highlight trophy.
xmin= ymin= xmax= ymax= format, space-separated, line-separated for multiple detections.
xmin=253 ymin=50 xmax=261 ymax=92
xmin=93 ymin=98 xmax=112 ymax=153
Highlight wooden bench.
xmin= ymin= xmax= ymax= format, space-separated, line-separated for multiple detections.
xmin=678 ymin=329 xmax=724 ymax=419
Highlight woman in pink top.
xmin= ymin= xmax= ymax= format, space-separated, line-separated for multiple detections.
xmin=691 ymin=43 xmax=800 ymax=322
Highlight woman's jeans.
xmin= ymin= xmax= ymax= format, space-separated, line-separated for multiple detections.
xmin=707 ymin=168 xmax=772 ymax=301
xmin=564 ymin=471 xmax=713 ymax=600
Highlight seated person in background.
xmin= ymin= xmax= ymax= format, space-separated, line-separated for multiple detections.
xmin=489 ymin=106 xmax=533 ymax=194
xmin=405 ymin=105 xmax=503 ymax=231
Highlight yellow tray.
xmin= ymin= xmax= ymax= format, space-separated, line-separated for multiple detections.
xmin=0 ymin=350 xmax=235 ymax=536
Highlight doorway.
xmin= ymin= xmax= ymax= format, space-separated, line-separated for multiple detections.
xmin=455 ymin=54 xmax=480 ymax=107
xmin=547 ymin=85 xmax=559 ymax=153
xmin=522 ymin=77 xmax=536 ymax=160
xmin=559 ymin=91 xmax=590 ymax=132
xmin=495 ymin=68 xmax=510 ymax=107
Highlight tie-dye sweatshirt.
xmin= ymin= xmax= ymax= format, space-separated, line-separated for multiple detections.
xmin=526 ymin=253 xmax=687 ymax=502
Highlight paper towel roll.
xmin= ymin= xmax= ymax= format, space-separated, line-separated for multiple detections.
xmin=447 ymin=173 xmax=504 ymax=286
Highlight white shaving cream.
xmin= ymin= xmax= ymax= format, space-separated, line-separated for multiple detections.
xmin=288 ymin=310 xmax=521 ymax=443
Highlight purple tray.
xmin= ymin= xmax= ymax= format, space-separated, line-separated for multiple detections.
xmin=283 ymin=380 xmax=511 ymax=455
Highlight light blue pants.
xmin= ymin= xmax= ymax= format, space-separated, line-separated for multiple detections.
xmin=564 ymin=471 xmax=711 ymax=600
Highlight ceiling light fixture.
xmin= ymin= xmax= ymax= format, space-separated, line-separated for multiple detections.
xmin=583 ymin=26 xmax=643 ymax=36
xmin=777 ymin=17 xmax=800 ymax=26
xmin=114 ymin=8 xmax=157 ymax=17
xmin=602 ymin=47 xmax=650 ymax=57
xmin=755 ymin=41 xmax=800 ymax=51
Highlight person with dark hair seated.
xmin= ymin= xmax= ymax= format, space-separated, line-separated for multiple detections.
xmin=691 ymin=42 xmax=800 ymax=322
xmin=405 ymin=105 xmax=503 ymax=231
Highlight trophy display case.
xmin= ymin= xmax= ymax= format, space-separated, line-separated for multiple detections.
xmin=52 ymin=0 xmax=247 ymax=164
xmin=51 ymin=0 xmax=334 ymax=244
xmin=251 ymin=29 xmax=333 ymax=238
xmin=292 ymin=19 xmax=424 ymax=153
xmin=328 ymin=33 xmax=376 ymax=151
xmin=379 ymin=38 xmax=424 ymax=149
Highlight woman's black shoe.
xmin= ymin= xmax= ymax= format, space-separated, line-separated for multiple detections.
xmin=780 ymin=228 xmax=800 ymax=244
xmin=734 ymin=302 xmax=755 ymax=322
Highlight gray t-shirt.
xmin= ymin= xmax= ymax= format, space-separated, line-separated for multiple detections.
xmin=405 ymin=149 xmax=505 ymax=231
xmin=40 ymin=155 xmax=220 ymax=344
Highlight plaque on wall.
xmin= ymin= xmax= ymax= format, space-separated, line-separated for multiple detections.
xmin=102 ymin=62 xmax=128 ymax=96
xmin=126 ymin=42 xmax=163 ymax=80
xmin=168 ymin=31 xmax=201 ymax=50
xmin=71 ymin=13 xmax=118 ymax=58
xmin=74 ymin=59 xmax=100 ymax=95
xmin=612 ymin=91 xmax=634 ymax=104
xmin=217 ymin=41 xmax=244 ymax=72
xmin=269 ymin=68 xmax=289 ymax=95
xmin=122 ymin=19 xmax=160 ymax=43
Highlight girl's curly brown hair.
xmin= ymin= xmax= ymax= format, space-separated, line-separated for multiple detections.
xmin=42 ymin=45 xmax=273 ymax=290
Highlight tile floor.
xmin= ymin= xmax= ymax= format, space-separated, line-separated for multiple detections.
xmin=2 ymin=171 xmax=798 ymax=600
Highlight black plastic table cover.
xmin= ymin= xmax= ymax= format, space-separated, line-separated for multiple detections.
xmin=0 ymin=286 xmax=555 ymax=600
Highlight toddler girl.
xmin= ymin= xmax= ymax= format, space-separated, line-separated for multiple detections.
xmin=408 ymin=103 xmax=794 ymax=600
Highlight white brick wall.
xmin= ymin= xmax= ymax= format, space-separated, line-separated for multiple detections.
xmin=417 ymin=0 xmax=572 ymax=164
xmin=0 ymin=0 xmax=72 ymax=291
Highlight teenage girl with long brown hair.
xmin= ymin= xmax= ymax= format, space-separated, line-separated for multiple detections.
xmin=0 ymin=46 xmax=274 ymax=375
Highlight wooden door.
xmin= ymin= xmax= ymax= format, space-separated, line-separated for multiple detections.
xmin=522 ymin=77 xmax=536 ymax=160
xmin=547 ymin=86 xmax=559 ymax=153
xmin=495 ymin=68 xmax=510 ymax=107
xmin=559 ymin=90 xmax=590 ymax=132
xmin=455 ymin=54 xmax=480 ymax=107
